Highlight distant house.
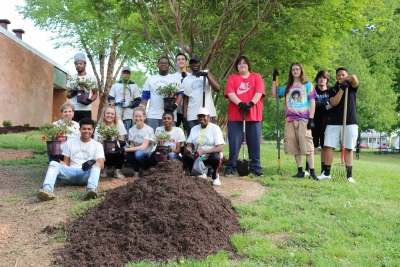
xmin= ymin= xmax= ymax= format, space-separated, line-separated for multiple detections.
xmin=360 ymin=130 xmax=394 ymax=148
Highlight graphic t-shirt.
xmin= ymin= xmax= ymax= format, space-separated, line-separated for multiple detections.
xmin=66 ymin=73 xmax=97 ymax=111
xmin=187 ymin=123 xmax=225 ymax=151
xmin=224 ymin=72 xmax=266 ymax=121
xmin=109 ymin=81 xmax=141 ymax=121
xmin=63 ymin=138 xmax=105 ymax=168
xmin=128 ymin=124 xmax=155 ymax=154
xmin=314 ymin=86 xmax=331 ymax=123
xmin=183 ymin=72 xmax=217 ymax=121
xmin=155 ymin=126 xmax=186 ymax=150
xmin=93 ymin=120 xmax=127 ymax=142
xmin=278 ymin=82 xmax=317 ymax=121
xmin=142 ymin=74 xmax=184 ymax=120
xmin=327 ymin=84 xmax=358 ymax=125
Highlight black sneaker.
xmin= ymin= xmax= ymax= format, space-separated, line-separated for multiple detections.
xmin=251 ymin=170 xmax=264 ymax=177
xmin=224 ymin=170 xmax=235 ymax=176
xmin=292 ymin=172 xmax=306 ymax=178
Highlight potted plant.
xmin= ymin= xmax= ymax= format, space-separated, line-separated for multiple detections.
xmin=68 ymin=76 xmax=97 ymax=104
xmin=40 ymin=123 xmax=72 ymax=155
xmin=156 ymin=83 xmax=184 ymax=111
xmin=153 ymin=130 xmax=171 ymax=162
xmin=96 ymin=122 xmax=120 ymax=153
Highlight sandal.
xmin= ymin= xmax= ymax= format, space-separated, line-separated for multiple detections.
xmin=37 ymin=189 xmax=56 ymax=201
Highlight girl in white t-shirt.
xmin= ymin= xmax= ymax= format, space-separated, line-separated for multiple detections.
xmin=152 ymin=111 xmax=186 ymax=162
xmin=124 ymin=107 xmax=155 ymax=178
xmin=94 ymin=106 xmax=127 ymax=179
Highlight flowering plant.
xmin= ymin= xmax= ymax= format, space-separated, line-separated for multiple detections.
xmin=40 ymin=123 xmax=72 ymax=141
xmin=68 ymin=76 xmax=97 ymax=91
xmin=156 ymin=83 xmax=184 ymax=98
xmin=96 ymin=122 xmax=120 ymax=142
xmin=153 ymin=130 xmax=171 ymax=146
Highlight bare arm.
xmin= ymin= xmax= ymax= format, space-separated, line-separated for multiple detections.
xmin=227 ymin=93 xmax=242 ymax=105
xmin=309 ymin=98 xmax=316 ymax=119
xmin=66 ymin=87 xmax=74 ymax=99
xmin=195 ymin=144 xmax=223 ymax=157
xmin=96 ymin=157 xmax=105 ymax=169
xmin=206 ymin=72 xmax=220 ymax=93
xmin=125 ymin=139 xmax=151 ymax=152
xmin=175 ymin=93 xmax=183 ymax=106
xmin=90 ymin=89 xmax=98 ymax=102
xmin=183 ymin=95 xmax=189 ymax=118
xmin=271 ymin=81 xmax=277 ymax=98
xmin=172 ymin=142 xmax=182 ymax=154
xmin=330 ymin=89 xmax=345 ymax=107
xmin=61 ymin=156 xmax=71 ymax=166
xmin=251 ymin=92 xmax=263 ymax=104
xmin=339 ymin=74 xmax=359 ymax=88
xmin=140 ymin=100 xmax=148 ymax=107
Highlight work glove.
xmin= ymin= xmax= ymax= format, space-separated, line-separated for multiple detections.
xmin=273 ymin=69 xmax=279 ymax=81
xmin=115 ymin=99 xmax=125 ymax=105
xmin=340 ymin=81 xmax=350 ymax=90
xmin=196 ymin=71 xmax=208 ymax=78
xmin=122 ymin=101 xmax=131 ymax=108
xmin=181 ymin=72 xmax=187 ymax=79
xmin=70 ymin=89 xmax=78 ymax=97
xmin=307 ymin=118 xmax=315 ymax=129
xmin=168 ymin=103 xmax=178 ymax=111
xmin=82 ymin=99 xmax=93 ymax=105
xmin=132 ymin=97 xmax=141 ymax=108
xmin=115 ymin=147 xmax=125 ymax=154
xmin=50 ymin=155 xmax=62 ymax=163
xmin=238 ymin=102 xmax=248 ymax=110
xmin=332 ymin=82 xmax=340 ymax=92
xmin=247 ymin=101 xmax=255 ymax=109
xmin=82 ymin=159 xmax=96 ymax=171
xmin=117 ymin=140 xmax=126 ymax=147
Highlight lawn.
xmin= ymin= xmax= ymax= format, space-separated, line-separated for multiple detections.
xmin=1 ymin=132 xmax=399 ymax=266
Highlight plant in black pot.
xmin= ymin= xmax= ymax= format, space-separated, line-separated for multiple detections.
xmin=153 ymin=130 xmax=171 ymax=162
xmin=155 ymin=83 xmax=184 ymax=111
xmin=68 ymin=76 xmax=97 ymax=104
xmin=96 ymin=122 xmax=120 ymax=153
xmin=40 ymin=123 xmax=71 ymax=157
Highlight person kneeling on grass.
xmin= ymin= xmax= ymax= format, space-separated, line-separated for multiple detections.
xmin=182 ymin=108 xmax=224 ymax=186
xmin=37 ymin=118 xmax=105 ymax=201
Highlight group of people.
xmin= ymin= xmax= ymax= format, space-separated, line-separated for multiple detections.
xmin=37 ymin=52 xmax=358 ymax=202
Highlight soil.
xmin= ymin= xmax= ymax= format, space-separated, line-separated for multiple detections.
xmin=0 ymin=149 xmax=266 ymax=266
xmin=0 ymin=126 xmax=39 ymax=134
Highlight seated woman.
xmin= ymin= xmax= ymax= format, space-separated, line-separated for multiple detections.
xmin=124 ymin=107 xmax=155 ymax=178
xmin=151 ymin=111 xmax=186 ymax=162
xmin=50 ymin=103 xmax=80 ymax=162
xmin=182 ymin=108 xmax=225 ymax=186
xmin=94 ymin=106 xmax=127 ymax=179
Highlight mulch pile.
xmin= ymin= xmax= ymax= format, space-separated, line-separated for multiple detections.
xmin=53 ymin=159 xmax=242 ymax=266
xmin=0 ymin=126 xmax=39 ymax=134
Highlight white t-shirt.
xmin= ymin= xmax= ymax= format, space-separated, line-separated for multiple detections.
xmin=142 ymin=74 xmax=184 ymax=120
xmin=66 ymin=73 xmax=98 ymax=111
xmin=109 ymin=81 xmax=141 ymax=121
xmin=62 ymin=138 xmax=105 ymax=168
xmin=93 ymin=120 xmax=127 ymax=142
xmin=182 ymin=72 xmax=217 ymax=121
xmin=171 ymin=72 xmax=186 ymax=114
xmin=52 ymin=120 xmax=80 ymax=138
xmin=187 ymin=123 xmax=225 ymax=151
xmin=128 ymin=124 xmax=155 ymax=154
xmin=155 ymin=126 xmax=186 ymax=150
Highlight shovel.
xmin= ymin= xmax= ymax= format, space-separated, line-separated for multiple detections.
xmin=237 ymin=109 xmax=252 ymax=176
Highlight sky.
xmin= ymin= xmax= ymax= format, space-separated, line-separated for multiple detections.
xmin=0 ymin=0 xmax=92 ymax=74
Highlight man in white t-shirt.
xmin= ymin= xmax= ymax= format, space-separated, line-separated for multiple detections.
xmin=182 ymin=56 xmax=220 ymax=136
xmin=183 ymin=108 xmax=225 ymax=186
xmin=171 ymin=53 xmax=188 ymax=129
xmin=37 ymin=118 xmax=105 ymax=201
xmin=108 ymin=66 xmax=141 ymax=140
xmin=140 ymin=56 xmax=185 ymax=131
xmin=66 ymin=52 xmax=98 ymax=122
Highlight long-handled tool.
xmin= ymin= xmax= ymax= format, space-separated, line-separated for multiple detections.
xmin=332 ymin=87 xmax=349 ymax=182
xmin=274 ymin=70 xmax=282 ymax=175
xmin=202 ymin=75 xmax=206 ymax=107
xmin=237 ymin=109 xmax=252 ymax=176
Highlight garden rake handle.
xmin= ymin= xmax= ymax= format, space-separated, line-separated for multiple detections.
xmin=341 ymin=88 xmax=349 ymax=163
xmin=239 ymin=109 xmax=249 ymax=160
xmin=121 ymin=84 xmax=127 ymax=120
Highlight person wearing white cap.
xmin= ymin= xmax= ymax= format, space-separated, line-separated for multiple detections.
xmin=108 ymin=66 xmax=141 ymax=141
xmin=182 ymin=107 xmax=225 ymax=186
xmin=66 ymin=52 xmax=98 ymax=122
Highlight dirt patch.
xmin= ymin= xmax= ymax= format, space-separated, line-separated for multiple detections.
xmin=0 ymin=126 xmax=39 ymax=134
xmin=0 ymin=149 xmax=34 ymax=160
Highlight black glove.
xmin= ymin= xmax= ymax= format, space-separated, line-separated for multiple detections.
xmin=132 ymin=97 xmax=141 ymax=108
xmin=247 ymin=101 xmax=255 ymax=109
xmin=196 ymin=71 xmax=208 ymax=78
xmin=171 ymin=103 xmax=178 ymax=111
xmin=83 ymin=99 xmax=93 ymax=105
xmin=332 ymin=82 xmax=340 ymax=92
xmin=82 ymin=159 xmax=96 ymax=171
xmin=238 ymin=102 xmax=248 ymax=110
xmin=307 ymin=118 xmax=315 ymax=129
xmin=273 ymin=69 xmax=279 ymax=81
xmin=181 ymin=72 xmax=187 ymax=79
xmin=340 ymin=81 xmax=350 ymax=90
xmin=50 ymin=155 xmax=62 ymax=163
xmin=115 ymin=147 xmax=125 ymax=154
xmin=70 ymin=89 xmax=78 ymax=97
xmin=117 ymin=140 xmax=126 ymax=147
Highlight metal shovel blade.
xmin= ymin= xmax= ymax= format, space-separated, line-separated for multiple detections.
xmin=237 ymin=159 xmax=252 ymax=176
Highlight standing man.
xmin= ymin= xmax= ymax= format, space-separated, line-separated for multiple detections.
xmin=37 ymin=118 xmax=105 ymax=201
xmin=108 ymin=66 xmax=141 ymax=140
xmin=141 ymin=56 xmax=184 ymax=131
xmin=66 ymin=52 xmax=98 ymax=122
xmin=171 ymin=53 xmax=188 ymax=128
xmin=318 ymin=68 xmax=359 ymax=182
xmin=182 ymin=56 xmax=220 ymax=136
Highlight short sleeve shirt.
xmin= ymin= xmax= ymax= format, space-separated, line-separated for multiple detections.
xmin=109 ymin=81 xmax=141 ymax=121
xmin=128 ymin=124 xmax=155 ymax=154
xmin=93 ymin=120 xmax=127 ymax=142
xmin=155 ymin=126 xmax=186 ymax=150
xmin=66 ymin=73 xmax=97 ymax=111
xmin=187 ymin=123 xmax=225 ymax=151
xmin=63 ymin=138 xmax=105 ymax=168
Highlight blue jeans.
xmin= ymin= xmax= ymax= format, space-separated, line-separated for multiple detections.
xmin=125 ymin=150 xmax=151 ymax=172
xmin=123 ymin=119 xmax=133 ymax=142
xmin=42 ymin=161 xmax=101 ymax=192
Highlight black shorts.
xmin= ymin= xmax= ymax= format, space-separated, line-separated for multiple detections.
xmin=311 ymin=123 xmax=327 ymax=148
xmin=72 ymin=110 xmax=91 ymax=123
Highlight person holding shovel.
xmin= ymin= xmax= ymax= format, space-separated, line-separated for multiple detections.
xmin=271 ymin=63 xmax=319 ymax=180
xmin=224 ymin=56 xmax=265 ymax=177
xmin=317 ymin=68 xmax=359 ymax=183
xmin=108 ymin=66 xmax=141 ymax=141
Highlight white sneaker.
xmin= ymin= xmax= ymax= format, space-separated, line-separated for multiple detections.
xmin=133 ymin=172 xmax=140 ymax=178
xmin=304 ymin=171 xmax=310 ymax=177
xmin=317 ymin=172 xmax=331 ymax=180
xmin=197 ymin=173 xmax=207 ymax=179
xmin=347 ymin=177 xmax=355 ymax=183
xmin=100 ymin=166 xmax=107 ymax=178
xmin=212 ymin=174 xmax=221 ymax=186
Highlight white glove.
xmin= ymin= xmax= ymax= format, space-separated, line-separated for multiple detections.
xmin=122 ymin=101 xmax=130 ymax=108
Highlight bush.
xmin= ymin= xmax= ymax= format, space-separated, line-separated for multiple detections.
xmin=24 ymin=123 xmax=30 ymax=127
xmin=2 ymin=120 xmax=12 ymax=127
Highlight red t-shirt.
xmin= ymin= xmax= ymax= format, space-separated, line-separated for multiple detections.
xmin=224 ymin=72 xmax=266 ymax=121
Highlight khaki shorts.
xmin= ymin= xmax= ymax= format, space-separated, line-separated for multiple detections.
xmin=284 ymin=120 xmax=314 ymax=155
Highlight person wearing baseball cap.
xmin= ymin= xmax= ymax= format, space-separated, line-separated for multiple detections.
xmin=66 ymin=52 xmax=98 ymax=122
xmin=182 ymin=55 xmax=220 ymax=137
xmin=108 ymin=66 xmax=141 ymax=141
xmin=182 ymin=107 xmax=225 ymax=186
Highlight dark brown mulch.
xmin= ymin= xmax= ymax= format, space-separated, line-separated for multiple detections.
xmin=54 ymin=159 xmax=242 ymax=266
xmin=0 ymin=126 xmax=39 ymax=134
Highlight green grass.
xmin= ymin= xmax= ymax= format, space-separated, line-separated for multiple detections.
xmin=69 ymin=197 xmax=103 ymax=217
xmin=0 ymin=131 xmax=46 ymax=152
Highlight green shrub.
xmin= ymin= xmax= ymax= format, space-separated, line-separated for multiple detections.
xmin=2 ymin=120 xmax=12 ymax=127
xmin=24 ymin=123 xmax=30 ymax=127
